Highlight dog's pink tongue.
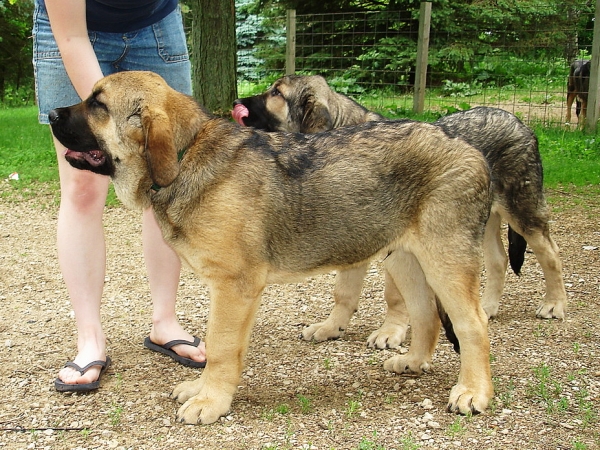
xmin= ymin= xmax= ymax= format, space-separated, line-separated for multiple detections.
xmin=232 ymin=103 xmax=249 ymax=126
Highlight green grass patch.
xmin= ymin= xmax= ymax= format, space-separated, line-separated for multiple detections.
xmin=0 ymin=106 xmax=119 ymax=206
xmin=0 ymin=105 xmax=597 ymax=207
xmin=535 ymin=127 xmax=600 ymax=188
xmin=0 ymin=107 xmax=57 ymax=203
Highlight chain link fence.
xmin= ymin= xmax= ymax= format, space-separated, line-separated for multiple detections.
xmin=237 ymin=4 xmax=595 ymax=126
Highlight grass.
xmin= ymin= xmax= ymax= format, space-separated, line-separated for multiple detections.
xmin=0 ymin=104 xmax=598 ymax=207
xmin=0 ymin=106 xmax=120 ymax=205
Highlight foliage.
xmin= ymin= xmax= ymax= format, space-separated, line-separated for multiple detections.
xmin=236 ymin=0 xmax=286 ymax=81
xmin=0 ymin=0 xmax=34 ymax=104
xmin=243 ymin=0 xmax=594 ymax=94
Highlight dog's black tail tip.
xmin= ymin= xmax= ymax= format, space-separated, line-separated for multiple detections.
xmin=436 ymin=297 xmax=460 ymax=354
xmin=508 ymin=226 xmax=527 ymax=276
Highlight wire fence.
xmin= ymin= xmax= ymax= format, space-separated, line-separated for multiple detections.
xmin=237 ymin=4 xmax=595 ymax=127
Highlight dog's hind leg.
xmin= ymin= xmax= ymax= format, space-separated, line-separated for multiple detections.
xmin=301 ymin=263 xmax=368 ymax=342
xmin=480 ymin=211 xmax=508 ymax=319
xmin=385 ymin=246 xmax=493 ymax=415
xmin=510 ymin=222 xmax=567 ymax=319
xmin=366 ymin=269 xmax=410 ymax=349
xmin=566 ymin=92 xmax=576 ymax=124
xmin=382 ymin=250 xmax=439 ymax=375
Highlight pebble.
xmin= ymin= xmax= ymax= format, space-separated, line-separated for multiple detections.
xmin=421 ymin=399 xmax=433 ymax=409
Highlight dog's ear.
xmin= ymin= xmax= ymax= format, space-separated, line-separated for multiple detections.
xmin=301 ymin=99 xmax=333 ymax=133
xmin=142 ymin=107 xmax=180 ymax=188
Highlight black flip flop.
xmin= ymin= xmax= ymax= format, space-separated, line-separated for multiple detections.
xmin=54 ymin=356 xmax=112 ymax=392
xmin=143 ymin=336 xmax=206 ymax=368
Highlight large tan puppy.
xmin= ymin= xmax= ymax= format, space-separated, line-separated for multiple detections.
xmin=50 ymin=71 xmax=493 ymax=424
xmin=234 ymin=75 xmax=567 ymax=349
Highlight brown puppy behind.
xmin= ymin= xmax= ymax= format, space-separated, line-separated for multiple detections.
xmin=234 ymin=75 xmax=567 ymax=349
xmin=50 ymin=71 xmax=494 ymax=424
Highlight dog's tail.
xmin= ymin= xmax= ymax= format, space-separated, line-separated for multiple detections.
xmin=508 ymin=225 xmax=527 ymax=275
xmin=436 ymin=297 xmax=460 ymax=354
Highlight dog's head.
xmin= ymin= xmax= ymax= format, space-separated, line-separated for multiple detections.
xmin=232 ymin=75 xmax=335 ymax=133
xmin=50 ymin=71 xmax=205 ymax=207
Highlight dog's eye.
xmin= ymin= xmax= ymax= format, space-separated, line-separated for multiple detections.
xmin=271 ymin=87 xmax=281 ymax=97
xmin=88 ymin=97 xmax=107 ymax=110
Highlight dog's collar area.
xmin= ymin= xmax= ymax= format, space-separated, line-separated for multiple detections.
xmin=150 ymin=147 xmax=188 ymax=193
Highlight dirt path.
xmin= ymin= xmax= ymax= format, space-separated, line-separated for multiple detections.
xmin=0 ymin=188 xmax=599 ymax=449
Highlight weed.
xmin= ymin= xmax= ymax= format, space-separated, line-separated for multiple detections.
xmin=357 ymin=435 xmax=385 ymax=450
xmin=346 ymin=399 xmax=361 ymax=418
xmin=529 ymin=363 xmax=565 ymax=414
xmin=398 ymin=432 xmax=421 ymax=450
xmin=323 ymin=358 xmax=333 ymax=370
xmin=576 ymin=388 xmax=598 ymax=427
xmin=297 ymin=394 xmax=313 ymax=413
xmin=572 ymin=440 xmax=588 ymax=450
xmin=447 ymin=417 xmax=466 ymax=437
xmin=108 ymin=402 xmax=124 ymax=427
xmin=275 ymin=403 xmax=290 ymax=415
xmin=498 ymin=379 xmax=515 ymax=408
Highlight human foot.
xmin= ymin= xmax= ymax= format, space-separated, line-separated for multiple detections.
xmin=147 ymin=324 xmax=206 ymax=367
xmin=144 ymin=336 xmax=206 ymax=368
xmin=55 ymin=357 xmax=111 ymax=392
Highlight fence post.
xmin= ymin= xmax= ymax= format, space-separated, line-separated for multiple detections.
xmin=286 ymin=9 xmax=296 ymax=75
xmin=585 ymin=0 xmax=600 ymax=132
xmin=413 ymin=2 xmax=432 ymax=114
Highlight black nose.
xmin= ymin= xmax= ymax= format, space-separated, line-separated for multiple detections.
xmin=48 ymin=109 xmax=60 ymax=124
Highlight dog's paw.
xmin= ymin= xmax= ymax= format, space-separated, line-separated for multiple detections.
xmin=382 ymin=354 xmax=431 ymax=375
xmin=301 ymin=320 xmax=344 ymax=342
xmin=536 ymin=301 xmax=566 ymax=320
xmin=171 ymin=378 xmax=204 ymax=404
xmin=481 ymin=299 xmax=500 ymax=319
xmin=176 ymin=393 xmax=232 ymax=425
xmin=366 ymin=323 xmax=408 ymax=349
xmin=447 ymin=383 xmax=492 ymax=415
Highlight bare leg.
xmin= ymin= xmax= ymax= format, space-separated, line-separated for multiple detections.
xmin=53 ymin=136 xmax=109 ymax=386
xmin=143 ymin=208 xmax=206 ymax=363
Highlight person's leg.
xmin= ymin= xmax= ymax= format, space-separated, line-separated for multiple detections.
xmin=53 ymin=135 xmax=110 ymax=385
xmin=142 ymin=208 xmax=206 ymax=362
xmin=33 ymin=1 xmax=109 ymax=386
xmin=120 ymin=7 xmax=204 ymax=362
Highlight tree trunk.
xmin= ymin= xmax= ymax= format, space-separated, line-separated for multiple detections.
xmin=190 ymin=0 xmax=237 ymax=116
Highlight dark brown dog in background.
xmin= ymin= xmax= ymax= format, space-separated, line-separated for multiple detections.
xmin=234 ymin=75 xmax=567 ymax=349
xmin=566 ymin=59 xmax=590 ymax=127
xmin=49 ymin=71 xmax=495 ymax=424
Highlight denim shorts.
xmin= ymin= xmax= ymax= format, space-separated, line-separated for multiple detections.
xmin=33 ymin=2 xmax=192 ymax=124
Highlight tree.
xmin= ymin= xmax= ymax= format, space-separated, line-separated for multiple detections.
xmin=189 ymin=0 xmax=237 ymax=115
xmin=0 ymin=0 xmax=34 ymax=104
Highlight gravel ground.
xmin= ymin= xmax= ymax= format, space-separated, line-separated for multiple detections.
xmin=0 ymin=186 xmax=599 ymax=450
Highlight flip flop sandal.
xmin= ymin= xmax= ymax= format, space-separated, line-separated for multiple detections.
xmin=54 ymin=356 xmax=112 ymax=392
xmin=144 ymin=336 xmax=206 ymax=368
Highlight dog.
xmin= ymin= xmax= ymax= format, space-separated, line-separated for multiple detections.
xmin=566 ymin=59 xmax=590 ymax=127
xmin=234 ymin=75 xmax=567 ymax=349
xmin=50 ymin=71 xmax=494 ymax=424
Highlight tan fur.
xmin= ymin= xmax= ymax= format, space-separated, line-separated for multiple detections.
xmin=235 ymin=75 xmax=567 ymax=350
xmin=50 ymin=71 xmax=494 ymax=424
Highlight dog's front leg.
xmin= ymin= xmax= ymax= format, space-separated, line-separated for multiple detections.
xmin=172 ymin=278 xmax=264 ymax=425
xmin=301 ymin=263 xmax=367 ymax=342
xmin=366 ymin=269 xmax=410 ymax=349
